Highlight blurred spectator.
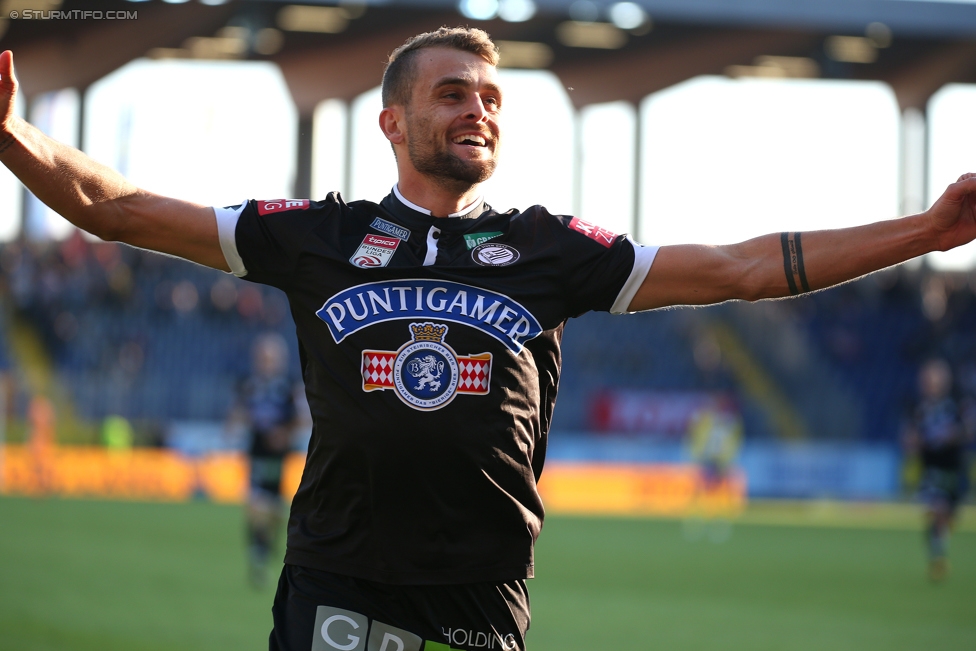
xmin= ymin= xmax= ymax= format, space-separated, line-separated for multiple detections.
xmin=102 ymin=414 xmax=134 ymax=451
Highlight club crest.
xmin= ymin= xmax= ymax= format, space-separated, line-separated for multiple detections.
xmin=472 ymin=243 xmax=520 ymax=266
xmin=361 ymin=322 xmax=491 ymax=411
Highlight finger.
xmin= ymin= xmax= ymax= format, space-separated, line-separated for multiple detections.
xmin=0 ymin=50 xmax=16 ymax=87
xmin=953 ymin=175 xmax=976 ymax=192
xmin=940 ymin=174 xmax=976 ymax=205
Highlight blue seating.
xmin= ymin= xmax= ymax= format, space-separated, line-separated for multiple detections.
xmin=2 ymin=240 xmax=971 ymax=447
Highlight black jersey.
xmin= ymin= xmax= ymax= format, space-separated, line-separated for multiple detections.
xmin=913 ymin=396 xmax=967 ymax=471
xmin=239 ymin=374 xmax=296 ymax=458
xmin=214 ymin=190 xmax=657 ymax=585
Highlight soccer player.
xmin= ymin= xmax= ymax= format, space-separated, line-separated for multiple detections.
xmin=684 ymin=397 xmax=743 ymax=543
xmin=228 ymin=332 xmax=301 ymax=588
xmin=1 ymin=27 xmax=975 ymax=651
xmin=904 ymin=358 xmax=972 ymax=581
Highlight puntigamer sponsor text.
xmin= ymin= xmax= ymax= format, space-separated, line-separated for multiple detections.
xmin=317 ymin=279 xmax=542 ymax=353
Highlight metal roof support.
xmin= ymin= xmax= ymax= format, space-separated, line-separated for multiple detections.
xmin=549 ymin=29 xmax=821 ymax=109
xmin=899 ymin=107 xmax=927 ymax=218
xmin=272 ymin=16 xmax=457 ymax=116
xmin=8 ymin=3 xmax=237 ymax=100
xmin=294 ymin=114 xmax=314 ymax=200
xmin=884 ymin=41 xmax=976 ymax=112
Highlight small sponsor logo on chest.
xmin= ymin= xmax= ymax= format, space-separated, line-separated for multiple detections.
xmin=351 ymin=234 xmax=400 ymax=268
xmin=463 ymin=231 xmax=503 ymax=250
xmin=370 ymin=217 xmax=410 ymax=241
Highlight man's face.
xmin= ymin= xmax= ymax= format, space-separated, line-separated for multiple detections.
xmin=920 ymin=359 xmax=951 ymax=400
xmin=401 ymin=47 xmax=502 ymax=190
xmin=254 ymin=337 xmax=287 ymax=378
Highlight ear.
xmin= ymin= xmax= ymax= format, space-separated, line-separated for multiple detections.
xmin=379 ymin=106 xmax=405 ymax=145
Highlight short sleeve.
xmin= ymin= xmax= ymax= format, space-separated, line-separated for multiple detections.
xmin=610 ymin=238 xmax=658 ymax=314
xmin=214 ymin=203 xmax=247 ymax=277
xmin=552 ymin=214 xmax=658 ymax=316
xmin=214 ymin=198 xmax=326 ymax=287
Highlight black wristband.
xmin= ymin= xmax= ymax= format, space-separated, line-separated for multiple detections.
xmin=781 ymin=232 xmax=798 ymax=296
xmin=794 ymin=231 xmax=810 ymax=293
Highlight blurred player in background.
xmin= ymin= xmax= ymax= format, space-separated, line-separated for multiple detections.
xmin=904 ymin=358 xmax=972 ymax=581
xmin=228 ymin=333 xmax=299 ymax=587
xmin=684 ymin=397 xmax=743 ymax=542
xmin=28 ymin=394 xmax=55 ymax=496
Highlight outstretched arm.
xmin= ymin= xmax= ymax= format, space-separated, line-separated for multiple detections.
xmin=628 ymin=173 xmax=976 ymax=311
xmin=0 ymin=51 xmax=230 ymax=271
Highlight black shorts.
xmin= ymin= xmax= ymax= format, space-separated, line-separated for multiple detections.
xmin=250 ymin=454 xmax=286 ymax=496
xmin=921 ymin=467 xmax=966 ymax=513
xmin=270 ymin=564 xmax=530 ymax=651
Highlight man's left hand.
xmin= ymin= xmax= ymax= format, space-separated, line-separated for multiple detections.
xmin=927 ymin=172 xmax=976 ymax=252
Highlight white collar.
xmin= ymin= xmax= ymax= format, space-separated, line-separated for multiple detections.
xmin=393 ymin=185 xmax=483 ymax=218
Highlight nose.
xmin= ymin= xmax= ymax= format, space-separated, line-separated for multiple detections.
xmin=463 ymin=94 xmax=490 ymax=122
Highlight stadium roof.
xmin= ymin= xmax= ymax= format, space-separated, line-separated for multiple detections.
xmin=3 ymin=0 xmax=975 ymax=103
xmin=2 ymin=0 xmax=975 ymax=199
xmin=310 ymin=0 xmax=976 ymax=36
xmin=536 ymin=0 xmax=976 ymax=36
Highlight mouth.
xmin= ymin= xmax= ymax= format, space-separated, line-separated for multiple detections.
xmin=451 ymin=133 xmax=489 ymax=148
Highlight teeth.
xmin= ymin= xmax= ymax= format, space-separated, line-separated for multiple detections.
xmin=452 ymin=134 xmax=486 ymax=146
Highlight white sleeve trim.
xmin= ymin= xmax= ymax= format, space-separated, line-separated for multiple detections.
xmin=214 ymin=203 xmax=248 ymax=277
xmin=610 ymin=237 xmax=659 ymax=314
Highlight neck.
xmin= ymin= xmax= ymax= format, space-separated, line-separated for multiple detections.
xmin=395 ymin=174 xmax=483 ymax=218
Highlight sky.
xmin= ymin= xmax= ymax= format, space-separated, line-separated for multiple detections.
xmin=639 ymin=76 xmax=901 ymax=245
xmin=0 ymin=91 xmax=23 ymax=242
xmin=82 ymin=59 xmax=297 ymax=209
xmin=927 ymin=84 xmax=976 ymax=270
xmin=0 ymin=59 xmax=974 ymax=269
xmin=25 ymin=88 xmax=78 ymax=240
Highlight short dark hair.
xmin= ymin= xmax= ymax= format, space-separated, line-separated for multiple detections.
xmin=382 ymin=27 xmax=499 ymax=108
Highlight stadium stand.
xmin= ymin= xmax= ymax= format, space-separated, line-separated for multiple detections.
xmin=0 ymin=235 xmax=974 ymax=450
xmin=802 ymin=271 xmax=976 ymax=442
xmin=554 ymin=307 xmax=781 ymax=441
xmin=0 ymin=301 xmax=10 ymax=373
xmin=0 ymin=236 xmax=298 ymax=435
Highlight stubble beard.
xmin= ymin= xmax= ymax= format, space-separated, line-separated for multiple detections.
xmin=406 ymin=110 xmax=497 ymax=193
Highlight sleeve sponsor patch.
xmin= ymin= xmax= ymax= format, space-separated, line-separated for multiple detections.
xmin=568 ymin=217 xmax=617 ymax=248
xmin=257 ymin=199 xmax=310 ymax=216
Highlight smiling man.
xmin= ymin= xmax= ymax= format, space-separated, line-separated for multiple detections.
xmin=1 ymin=26 xmax=976 ymax=651
xmin=382 ymin=41 xmax=501 ymax=203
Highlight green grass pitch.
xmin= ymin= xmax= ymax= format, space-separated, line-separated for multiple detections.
xmin=1 ymin=496 xmax=973 ymax=651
